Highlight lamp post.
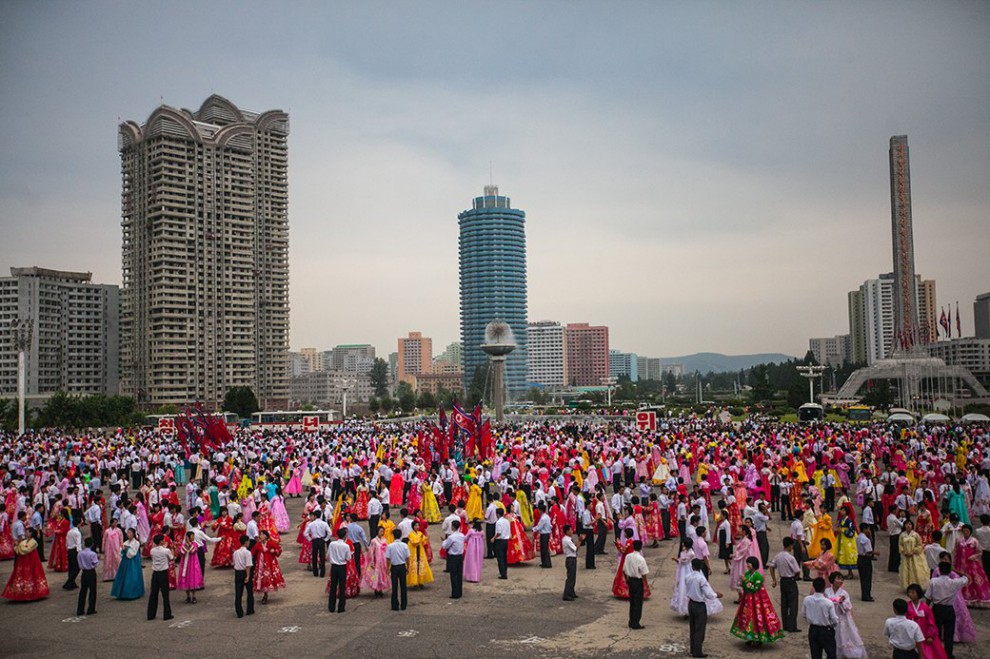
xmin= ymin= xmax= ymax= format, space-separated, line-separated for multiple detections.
xmin=796 ymin=365 xmax=826 ymax=404
xmin=12 ymin=319 xmax=33 ymax=436
xmin=602 ymin=376 xmax=618 ymax=408
xmin=340 ymin=379 xmax=353 ymax=419
xmin=480 ymin=321 xmax=517 ymax=423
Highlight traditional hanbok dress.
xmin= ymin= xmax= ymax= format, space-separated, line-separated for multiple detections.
xmin=252 ymin=540 xmax=285 ymax=593
xmin=420 ymin=484 xmax=442 ymax=524
xmin=101 ymin=526 xmax=123 ymax=580
xmin=808 ymin=514 xmax=836 ymax=559
xmin=645 ymin=501 xmax=664 ymax=541
xmin=465 ymin=484 xmax=484 ymax=521
xmin=516 ymin=490 xmax=534 ymax=528
xmin=353 ymin=487 xmax=370 ymax=520
xmin=1 ymin=538 xmax=50 ymax=601
xmin=464 ymin=528 xmax=485 ymax=583
xmin=345 ymin=539 xmax=361 ymax=598
xmin=835 ymin=517 xmax=858 ymax=570
xmin=899 ymin=531 xmax=930 ymax=591
xmin=613 ymin=538 xmax=652 ymax=600
xmin=730 ymin=537 xmax=760 ymax=591
xmin=176 ymin=540 xmax=204 ymax=591
xmin=907 ymin=599 xmax=949 ymax=659
xmin=111 ymin=539 xmax=145 ymax=600
xmin=826 ymin=586 xmax=866 ymax=658
xmin=0 ymin=512 xmax=15 ymax=560
xmin=210 ymin=516 xmax=237 ymax=567
xmin=807 ymin=550 xmax=839 ymax=592
xmin=506 ymin=513 xmax=536 ymax=564
xmin=285 ymin=467 xmax=304 ymax=497
xmin=47 ymin=516 xmax=70 ymax=572
xmin=406 ymin=531 xmax=434 ymax=586
xmin=730 ymin=569 xmax=784 ymax=644
xmin=947 ymin=490 xmax=970 ymax=526
xmin=271 ymin=495 xmax=291 ymax=533
xmin=361 ymin=536 xmax=390 ymax=593
xmin=953 ymin=535 xmax=990 ymax=607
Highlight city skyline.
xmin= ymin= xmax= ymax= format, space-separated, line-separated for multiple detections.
xmin=1 ymin=3 xmax=988 ymax=360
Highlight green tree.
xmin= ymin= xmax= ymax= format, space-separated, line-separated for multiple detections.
xmin=467 ymin=364 xmax=490 ymax=407
xmin=223 ymin=386 xmax=260 ymax=419
xmin=368 ymin=397 xmax=380 ymax=414
xmin=370 ymin=358 xmax=390 ymax=398
xmin=380 ymin=397 xmax=396 ymax=413
xmin=155 ymin=404 xmax=180 ymax=415
xmin=417 ymin=390 xmax=437 ymax=410
xmin=749 ymin=364 xmax=775 ymax=402
xmin=397 ymin=383 xmax=416 ymax=415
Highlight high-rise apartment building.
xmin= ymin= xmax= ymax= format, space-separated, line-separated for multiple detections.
xmin=119 ymin=95 xmax=289 ymax=410
xmin=565 ymin=323 xmax=609 ymax=387
xmin=397 ymin=331 xmax=432 ymax=383
xmin=0 ymin=267 xmax=119 ymax=400
xmin=808 ymin=335 xmax=850 ymax=368
xmin=332 ymin=344 xmax=376 ymax=374
xmin=527 ymin=321 xmax=566 ymax=387
xmin=848 ymin=273 xmax=935 ymax=365
xmin=974 ymin=293 xmax=990 ymax=340
xmin=300 ymin=348 xmax=321 ymax=373
xmin=609 ymin=350 xmax=639 ymax=382
xmin=459 ymin=185 xmax=528 ymax=394
xmin=637 ymin=356 xmax=664 ymax=381
xmin=918 ymin=279 xmax=937 ymax=343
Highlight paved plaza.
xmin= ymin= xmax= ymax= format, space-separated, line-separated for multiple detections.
xmin=2 ymin=495 xmax=989 ymax=658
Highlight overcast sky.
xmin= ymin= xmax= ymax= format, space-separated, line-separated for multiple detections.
xmin=1 ymin=1 xmax=988 ymax=360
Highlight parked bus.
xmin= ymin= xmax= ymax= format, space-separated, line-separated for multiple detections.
xmin=250 ymin=410 xmax=340 ymax=429
xmin=798 ymin=403 xmax=824 ymax=423
xmin=846 ymin=405 xmax=872 ymax=422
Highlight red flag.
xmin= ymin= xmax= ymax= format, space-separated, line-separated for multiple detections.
xmin=939 ymin=308 xmax=947 ymax=338
xmin=480 ymin=419 xmax=492 ymax=460
xmin=956 ymin=302 xmax=961 ymax=337
xmin=431 ymin=423 xmax=446 ymax=461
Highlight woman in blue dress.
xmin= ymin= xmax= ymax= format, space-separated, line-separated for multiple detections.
xmin=948 ymin=482 xmax=970 ymax=526
xmin=110 ymin=528 xmax=145 ymax=600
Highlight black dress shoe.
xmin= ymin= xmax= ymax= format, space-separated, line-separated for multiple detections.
xmin=630 ymin=624 xmax=645 ymax=630
xmin=563 ymin=597 xmax=575 ymax=601
xmin=691 ymin=654 xmax=708 ymax=658
xmin=163 ymin=615 xmax=174 ymax=621
xmin=862 ymin=598 xmax=875 ymax=602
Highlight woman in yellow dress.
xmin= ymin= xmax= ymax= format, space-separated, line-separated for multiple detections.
xmin=808 ymin=513 xmax=836 ymax=559
xmin=898 ymin=519 xmax=929 ymax=591
xmin=420 ymin=482 xmax=442 ymax=524
xmin=237 ymin=475 xmax=254 ymax=501
xmin=378 ymin=512 xmax=396 ymax=544
xmin=465 ymin=480 xmax=484 ymax=522
xmin=406 ymin=521 xmax=434 ymax=588
xmin=515 ymin=489 xmax=534 ymax=528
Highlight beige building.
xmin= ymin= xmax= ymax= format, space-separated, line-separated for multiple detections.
xmin=398 ymin=331 xmax=432 ymax=383
xmin=408 ymin=372 xmax=464 ymax=396
xmin=119 ymin=95 xmax=289 ymax=410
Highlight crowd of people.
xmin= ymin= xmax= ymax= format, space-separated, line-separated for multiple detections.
xmin=1 ymin=414 xmax=989 ymax=658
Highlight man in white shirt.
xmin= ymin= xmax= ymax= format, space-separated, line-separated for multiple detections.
xmin=623 ymin=540 xmax=649 ymax=629
xmin=367 ymin=493 xmax=383 ymax=537
xmin=494 ymin=508 xmax=511 ymax=579
xmin=327 ymin=528 xmax=354 ymax=613
xmin=232 ymin=534 xmax=254 ymax=618
xmin=803 ymin=577 xmax=839 ymax=659
xmin=148 ymin=534 xmax=175 ymax=620
xmin=304 ymin=511 xmax=330 ymax=577
xmin=925 ymin=563 xmax=969 ymax=658
xmin=484 ymin=498 xmax=499 ymax=559
xmin=534 ymin=504 xmax=553 ymax=568
xmin=884 ymin=599 xmax=924 ymax=659
xmin=685 ymin=557 xmax=723 ymax=657
xmin=245 ymin=513 xmax=259 ymax=547
xmin=84 ymin=500 xmax=103 ymax=553
xmin=64 ymin=514 xmax=83 ymax=590
xmin=855 ymin=524 xmax=877 ymax=602
xmin=396 ymin=508 xmax=415 ymax=541
xmin=386 ymin=529 xmax=411 ymax=611
xmin=441 ymin=520 xmax=466 ymax=599
xmin=562 ymin=524 xmax=579 ymax=601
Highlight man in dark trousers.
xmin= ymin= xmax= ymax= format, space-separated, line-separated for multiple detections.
xmin=232 ymin=534 xmax=254 ymax=618
xmin=327 ymin=527 xmax=353 ymax=613
xmin=768 ymin=537 xmax=801 ymax=633
xmin=623 ymin=540 xmax=649 ymax=629
xmin=685 ymin=558 xmax=723 ymax=657
xmin=441 ymin=520 xmax=465 ymax=599
xmin=493 ymin=508 xmax=511 ymax=579
xmin=148 ymin=534 xmax=174 ymax=621
xmin=304 ymin=510 xmax=329 ymax=578
xmin=927 ymin=561 xmax=970 ymax=659
xmin=856 ymin=523 xmax=878 ymax=601
xmin=802 ymin=578 xmax=838 ymax=659
xmin=385 ymin=529 xmax=410 ymax=610
xmin=76 ymin=538 xmax=99 ymax=616
xmin=562 ymin=525 xmax=579 ymax=601
xmin=581 ymin=505 xmax=596 ymax=570
xmin=534 ymin=504 xmax=552 ymax=568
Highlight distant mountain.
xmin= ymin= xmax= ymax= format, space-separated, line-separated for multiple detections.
xmin=661 ymin=352 xmax=795 ymax=374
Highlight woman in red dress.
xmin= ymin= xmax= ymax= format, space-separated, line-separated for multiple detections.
xmin=144 ymin=504 xmax=165 ymax=558
xmin=0 ymin=505 xmax=15 ymax=560
xmin=730 ymin=556 xmax=785 ymax=646
xmin=210 ymin=509 xmax=237 ymax=568
xmin=506 ymin=513 xmax=536 ymax=564
xmin=353 ymin=482 xmax=370 ymax=520
xmin=645 ymin=494 xmax=664 ymax=545
xmin=297 ymin=496 xmax=319 ymax=565
xmin=252 ymin=531 xmax=286 ymax=604
xmin=47 ymin=509 xmax=70 ymax=572
xmin=2 ymin=532 xmax=50 ymax=602
xmin=159 ymin=530 xmax=178 ymax=590
xmin=548 ymin=500 xmax=565 ymax=555
xmin=613 ymin=528 xmax=652 ymax=599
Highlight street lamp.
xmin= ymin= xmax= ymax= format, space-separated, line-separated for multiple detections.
xmin=602 ymin=377 xmax=618 ymax=407
xmin=796 ymin=365 xmax=826 ymax=404
xmin=12 ymin=319 xmax=33 ymax=436
xmin=340 ymin=379 xmax=353 ymax=419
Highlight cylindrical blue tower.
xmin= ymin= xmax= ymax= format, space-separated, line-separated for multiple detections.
xmin=459 ymin=185 xmax=528 ymax=395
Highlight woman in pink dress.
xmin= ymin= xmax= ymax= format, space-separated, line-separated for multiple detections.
xmin=285 ymin=463 xmax=304 ymax=498
xmin=176 ymin=532 xmax=204 ymax=603
xmin=804 ymin=538 xmax=839 ymax=594
xmin=464 ymin=521 xmax=485 ymax=583
xmin=906 ymin=583 xmax=949 ymax=659
xmin=270 ymin=488 xmax=291 ymax=533
xmin=953 ymin=525 xmax=990 ymax=608
xmin=730 ymin=528 xmax=761 ymax=592
xmin=361 ymin=526 xmax=390 ymax=596
xmin=101 ymin=518 xmax=123 ymax=581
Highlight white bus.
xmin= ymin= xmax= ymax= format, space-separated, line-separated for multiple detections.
xmin=250 ymin=410 xmax=340 ymax=429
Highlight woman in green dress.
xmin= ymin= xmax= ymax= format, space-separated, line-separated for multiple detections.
xmin=730 ymin=556 xmax=784 ymax=646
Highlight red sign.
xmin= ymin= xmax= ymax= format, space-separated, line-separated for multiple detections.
xmin=302 ymin=415 xmax=320 ymax=432
xmin=157 ymin=417 xmax=175 ymax=434
xmin=635 ymin=411 xmax=657 ymax=432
